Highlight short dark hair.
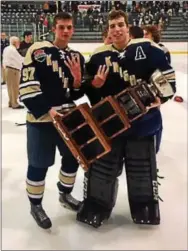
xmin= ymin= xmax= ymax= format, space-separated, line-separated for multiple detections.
xmin=143 ymin=25 xmax=161 ymax=43
xmin=53 ymin=12 xmax=73 ymax=27
xmin=23 ymin=31 xmax=32 ymax=37
xmin=129 ymin=26 xmax=144 ymax=38
xmin=108 ymin=10 xmax=128 ymax=27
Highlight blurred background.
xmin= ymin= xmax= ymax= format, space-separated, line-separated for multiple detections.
xmin=1 ymin=0 xmax=188 ymax=42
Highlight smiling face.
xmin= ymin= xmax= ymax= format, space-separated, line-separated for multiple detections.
xmin=108 ymin=16 xmax=129 ymax=48
xmin=53 ymin=19 xmax=74 ymax=45
xmin=104 ymin=33 xmax=113 ymax=45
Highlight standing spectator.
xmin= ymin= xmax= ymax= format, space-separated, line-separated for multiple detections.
xmin=19 ymin=31 xmax=33 ymax=57
xmin=89 ymin=15 xmax=94 ymax=31
xmin=98 ymin=15 xmax=104 ymax=31
xmin=1 ymin=32 xmax=9 ymax=85
xmin=3 ymin=36 xmax=24 ymax=109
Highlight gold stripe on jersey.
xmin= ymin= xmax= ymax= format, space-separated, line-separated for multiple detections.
xmin=24 ymin=41 xmax=54 ymax=65
xmin=26 ymin=112 xmax=52 ymax=123
xmin=19 ymin=84 xmax=41 ymax=96
xmin=92 ymin=44 xmax=112 ymax=55
xmin=165 ymin=73 xmax=175 ymax=80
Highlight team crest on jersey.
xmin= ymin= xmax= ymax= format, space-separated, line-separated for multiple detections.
xmin=34 ymin=49 xmax=46 ymax=62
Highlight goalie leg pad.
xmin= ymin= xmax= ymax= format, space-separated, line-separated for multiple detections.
xmin=124 ymin=136 xmax=160 ymax=225
xmin=77 ymin=140 xmax=123 ymax=228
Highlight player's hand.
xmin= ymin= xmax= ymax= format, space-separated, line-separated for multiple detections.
xmin=65 ymin=53 xmax=82 ymax=89
xmin=146 ymin=97 xmax=161 ymax=111
xmin=92 ymin=65 xmax=109 ymax=88
xmin=48 ymin=108 xmax=63 ymax=120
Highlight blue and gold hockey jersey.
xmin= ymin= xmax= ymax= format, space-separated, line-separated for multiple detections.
xmin=118 ymin=38 xmax=176 ymax=137
xmin=19 ymin=41 xmax=85 ymax=123
xmin=85 ymin=44 xmax=127 ymax=100
xmin=86 ymin=38 xmax=176 ymax=138
xmin=119 ymin=38 xmax=176 ymax=96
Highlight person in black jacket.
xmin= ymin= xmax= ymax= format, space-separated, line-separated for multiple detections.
xmin=19 ymin=31 xmax=33 ymax=57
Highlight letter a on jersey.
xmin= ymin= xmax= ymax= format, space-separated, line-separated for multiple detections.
xmin=135 ymin=46 xmax=146 ymax=61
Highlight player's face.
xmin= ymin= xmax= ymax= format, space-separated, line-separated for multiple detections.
xmin=26 ymin=35 xmax=32 ymax=42
xmin=103 ymin=34 xmax=113 ymax=45
xmin=1 ymin=33 xmax=6 ymax=40
xmin=143 ymin=30 xmax=152 ymax=40
xmin=108 ymin=17 xmax=129 ymax=45
xmin=53 ymin=19 xmax=74 ymax=44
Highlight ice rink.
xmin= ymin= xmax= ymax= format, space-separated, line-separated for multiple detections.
xmin=1 ymin=51 xmax=187 ymax=250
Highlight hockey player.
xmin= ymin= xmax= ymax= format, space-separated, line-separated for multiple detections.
xmin=143 ymin=25 xmax=183 ymax=104
xmin=116 ymin=33 xmax=176 ymax=227
xmin=102 ymin=26 xmax=113 ymax=45
xmin=143 ymin=25 xmax=171 ymax=64
xmin=77 ymin=10 xmax=176 ymax=227
xmin=77 ymin=10 xmax=132 ymax=227
xmin=129 ymin=25 xmax=144 ymax=39
xmin=19 ymin=12 xmax=85 ymax=229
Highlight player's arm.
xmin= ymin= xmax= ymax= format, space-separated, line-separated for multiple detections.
xmin=19 ymin=46 xmax=52 ymax=119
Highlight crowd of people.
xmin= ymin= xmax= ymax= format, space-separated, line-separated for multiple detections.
xmin=35 ymin=1 xmax=188 ymax=33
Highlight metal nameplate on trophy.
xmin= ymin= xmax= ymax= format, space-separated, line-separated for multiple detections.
xmin=115 ymin=88 xmax=146 ymax=122
xmin=92 ymin=96 xmax=130 ymax=139
xmin=53 ymin=103 xmax=111 ymax=171
xmin=132 ymin=81 xmax=156 ymax=107
xmin=115 ymin=80 xmax=157 ymax=122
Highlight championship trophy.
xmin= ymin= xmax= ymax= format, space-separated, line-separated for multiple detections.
xmin=53 ymin=103 xmax=111 ymax=171
xmin=53 ymin=70 xmax=170 ymax=170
